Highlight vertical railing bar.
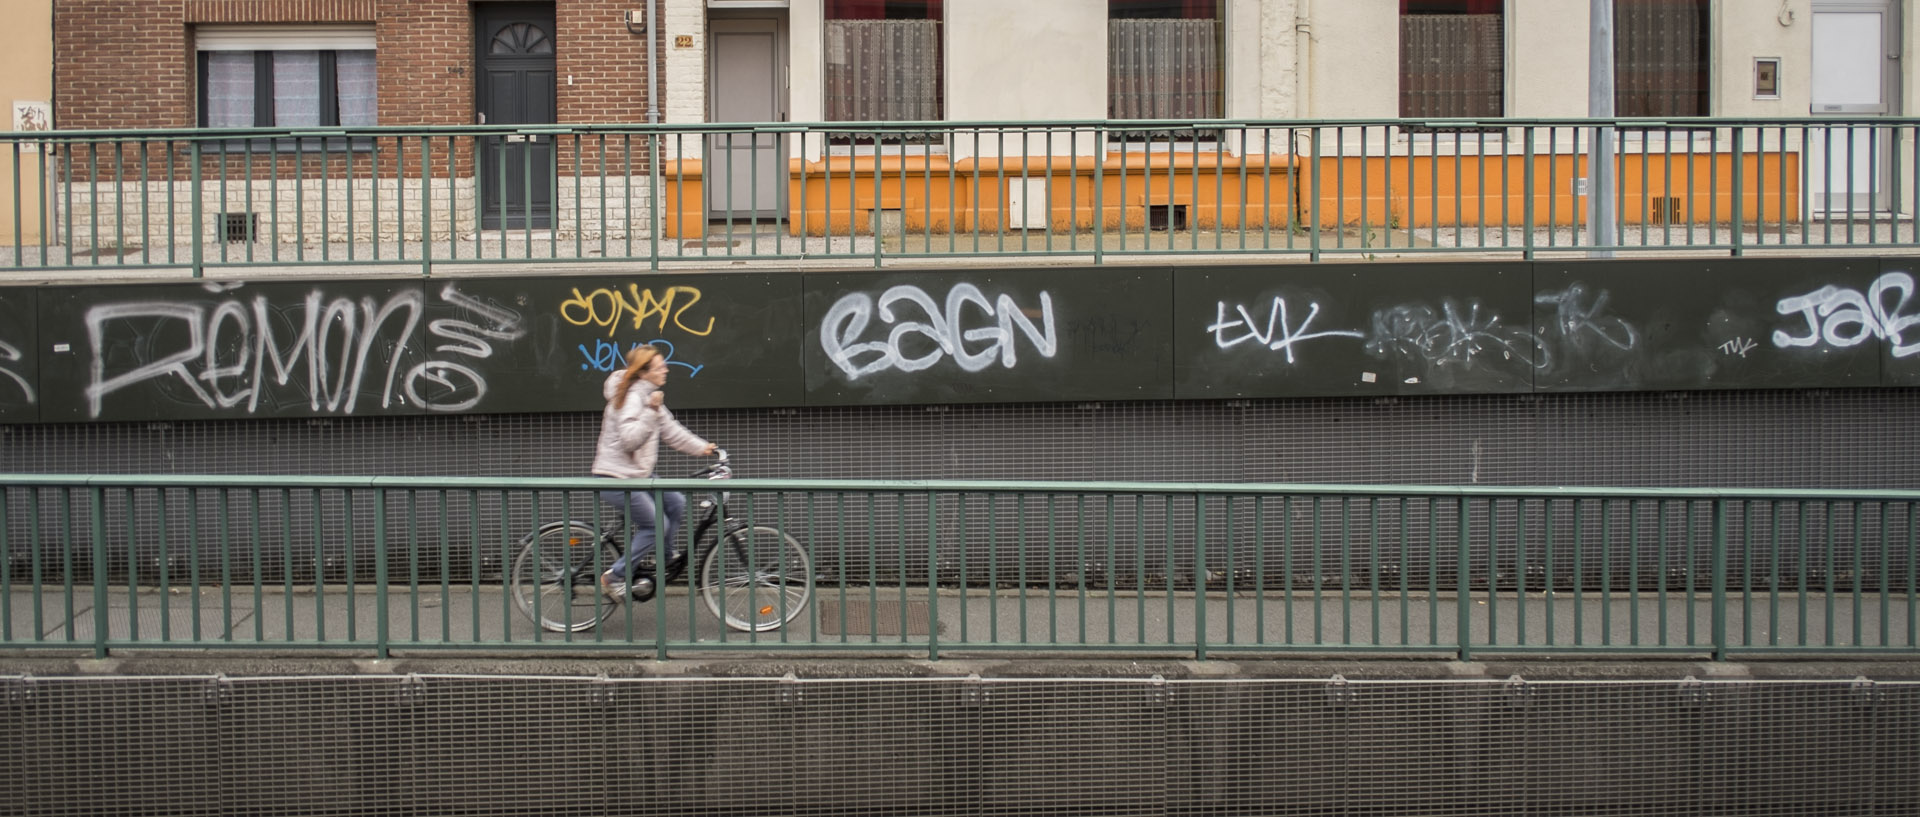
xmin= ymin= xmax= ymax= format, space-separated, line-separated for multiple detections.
xmin=1825 ymin=501 xmax=1837 ymax=646
xmin=870 ymin=492 xmax=881 ymax=644
xmin=1544 ymin=498 xmax=1556 ymax=646
xmin=219 ymin=489 xmax=233 ymax=643
xmin=1476 ymin=129 xmax=1487 ymax=249
xmin=281 ymin=488 xmax=294 ymax=642
xmin=89 ymin=142 xmax=102 ymax=265
xmin=1573 ymin=499 xmax=1585 ymax=646
xmin=1368 ymin=497 xmax=1380 ymax=646
xmin=1340 ymin=497 xmax=1352 ymax=645
xmin=188 ymin=141 xmax=203 ymax=276
xmin=1254 ymin=496 xmax=1266 ymax=645
xmin=29 ymin=487 xmax=44 ymax=642
xmin=1853 ymin=501 xmax=1866 ymax=648
xmin=1544 ymin=127 xmax=1555 ymax=250
xmin=113 ymin=142 xmax=127 ymax=265
xmin=373 ymin=489 xmax=389 ymax=658
xmin=1095 ymin=125 xmax=1106 ymax=263
xmin=1 ymin=486 xmax=11 ymax=640
xmin=1283 ymin=495 xmax=1294 ymax=645
xmin=1164 ymin=495 xmax=1175 ymax=645
xmin=1335 ymin=126 xmax=1346 ymax=250
xmin=421 ymin=136 xmax=434 ymax=276
xmin=1486 ymin=499 xmax=1497 ymax=646
xmin=1312 ymin=496 xmax=1323 ymax=645
xmin=1076 ymin=495 xmax=1088 ymax=646
xmin=1711 ymin=499 xmax=1728 ymax=661
xmin=1194 ymin=492 xmax=1207 ymax=659
xmin=1309 ymin=127 xmax=1321 ymax=261
xmin=345 ymin=489 xmax=358 ymax=643
xmin=89 ymin=486 xmax=107 ymax=657
xmin=1768 ymin=499 xmax=1781 ymax=647
xmin=1798 ymin=500 xmax=1811 ymax=646
xmin=122 ymin=489 xmax=138 ymax=644
xmin=1456 ymin=496 xmax=1471 ymax=661
xmin=1878 ymin=501 xmax=1890 ymax=647
xmin=185 ymin=487 xmax=199 ymax=643
xmin=1600 ymin=498 xmax=1612 ymax=645
xmin=956 ymin=493 xmax=968 ymax=645
xmin=311 ymin=489 xmax=324 ymax=643
xmin=1400 ymin=497 xmax=1411 ymax=646
xmin=1629 ymin=498 xmax=1640 ymax=645
xmin=1731 ymin=127 xmax=1746 ymax=255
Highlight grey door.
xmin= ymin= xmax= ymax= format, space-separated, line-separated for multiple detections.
xmin=477 ymin=3 xmax=557 ymax=230
xmin=708 ymin=18 xmax=785 ymax=221
xmin=1810 ymin=0 xmax=1901 ymax=214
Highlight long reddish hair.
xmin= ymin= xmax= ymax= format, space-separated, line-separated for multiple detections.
xmin=612 ymin=344 xmax=659 ymax=409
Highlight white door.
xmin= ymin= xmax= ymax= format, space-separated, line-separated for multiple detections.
xmin=708 ymin=17 xmax=786 ymax=221
xmin=1810 ymin=1 xmax=1900 ymax=214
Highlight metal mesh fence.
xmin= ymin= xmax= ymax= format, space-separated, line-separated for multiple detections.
xmin=4 ymin=675 xmax=1917 ymax=817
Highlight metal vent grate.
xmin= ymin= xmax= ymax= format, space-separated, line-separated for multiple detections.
xmin=5 ymin=675 xmax=1916 ymax=816
xmin=220 ymin=212 xmax=256 ymax=243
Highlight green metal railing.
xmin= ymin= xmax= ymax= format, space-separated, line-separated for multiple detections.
xmin=2 ymin=117 xmax=1915 ymax=276
xmin=2 ymin=474 xmax=1915 ymax=660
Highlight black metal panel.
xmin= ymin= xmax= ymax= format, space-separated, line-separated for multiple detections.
xmin=35 ymin=278 xmax=430 ymax=423
xmin=804 ymin=266 xmax=1173 ymax=406
xmin=524 ymin=271 xmax=807 ymax=411
xmin=1174 ymin=261 xmax=1535 ymax=399
xmin=0 ymin=287 xmax=36 ymax=424
xmin=1534 ymin=257 xmax=1885 ymax=392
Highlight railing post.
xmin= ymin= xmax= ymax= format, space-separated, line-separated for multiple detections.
xmin=90 ymin=485 xmax=108 ymax=659
xmin=189 ymin=141 xmax=203 ymax=279
xmin=1711 ymin=498 xmax=1728 ymax=661
xmin=926 ymin=489 xmax=939 ymax=661
xmin=1730 ymin=127 xmax=1746 ymax=257
xmin=374 ymin=488 xmax=389 ymax=659
xmin=1457 ymin=496 xmax=1472 ymax=662
xmin=1193 ymin=492 xmax=1207 ymax=660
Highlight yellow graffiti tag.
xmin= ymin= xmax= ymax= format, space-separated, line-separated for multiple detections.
xmin=558 ymin=285 xmax=716 ymax=338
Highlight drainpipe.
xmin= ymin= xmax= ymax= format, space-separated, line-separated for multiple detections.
xmin=646 ymin=0 xmax=663 ymax=264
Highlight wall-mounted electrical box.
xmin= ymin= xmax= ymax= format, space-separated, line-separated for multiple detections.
xmin=1754 ymin=58 xmax=1781 ymax=99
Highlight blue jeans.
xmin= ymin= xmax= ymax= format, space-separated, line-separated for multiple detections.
xmin=597 ymin=485 xmax=687 ymax=580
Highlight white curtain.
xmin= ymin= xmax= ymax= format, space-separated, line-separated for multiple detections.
xmin=271 ymin=50 xmax=323 ymax=127
xmin=204 ymin=51 xmax=256 ymax=127
xmin=825 ymin=19 xmax=941 ymax=121
xmin=1108 ymin=19 xmax=1220 ymax=121
xmin=336 ymin=50 xmax=377 ymax=126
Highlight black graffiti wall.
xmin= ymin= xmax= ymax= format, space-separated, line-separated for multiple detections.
xmin=0 ymin=257 xmax=1914 ymax=424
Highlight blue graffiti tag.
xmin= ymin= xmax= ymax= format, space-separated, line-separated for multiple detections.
xmin=577 ymin=338 xmax=704 ymax=377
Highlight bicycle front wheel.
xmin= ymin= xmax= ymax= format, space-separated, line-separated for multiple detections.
xmin=511 ymin=522 xmax=620 ymax=633
xmin=700 ymin=525 xmax=812 ymax=632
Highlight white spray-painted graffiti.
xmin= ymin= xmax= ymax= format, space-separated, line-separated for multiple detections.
xmin=1364 ymin=299 xmax=1550 ymax=372
xmin=0 ymin=337 xmax=32 ymax=404
xmin=1719 ymin=338 xmax=1760 ymax=358
xmin=1208 ymin=285 xmax=1639 ymax=381
xmin=1207 ymin=298 xmax=1363 ymax=363
xmin=84 ymin=283 xmax=526 ymax=418
xmin=1772 ymin=271 xmax=1920 ymax=358
xmin=1535 ymin=283 xmax=1638 ymax=352
xmin=821 ymin=283 xmax=1057 ymax=379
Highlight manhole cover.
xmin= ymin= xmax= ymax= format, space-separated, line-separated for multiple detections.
xmin=817 ymin=599 xmax=933 ymax=637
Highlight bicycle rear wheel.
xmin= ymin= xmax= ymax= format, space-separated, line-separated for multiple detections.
xmin=511 ymin=522 xmax=620 ymax=633
xmin=700 ymin=525 xmax=812 ymax=632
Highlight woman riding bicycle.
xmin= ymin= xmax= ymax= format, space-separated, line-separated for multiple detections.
xmin=591 ymin=344 xmax=717 ymax=598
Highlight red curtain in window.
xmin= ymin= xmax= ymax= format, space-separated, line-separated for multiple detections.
xmin=826 ymin=0 xmax=942 ymax=20
xmin=1110 ymin=0 xmax=1217 ymax=18
xmin=1401 ymin=1 xmax=1500 ymax=13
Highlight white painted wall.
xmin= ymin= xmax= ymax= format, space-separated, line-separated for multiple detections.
xmin=1509 ymin=0 xmax=1589 ymax=117
xmin=1721 ymin=0 xmax=1812 ymax=116
xmin=1304 ymin=0 xmax=1397 ymax=118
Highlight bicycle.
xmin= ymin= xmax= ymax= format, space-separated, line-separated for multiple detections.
xmin=509 ymin=450 xmax=813 ymax=634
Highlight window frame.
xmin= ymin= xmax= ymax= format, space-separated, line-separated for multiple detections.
xmin=197 ymin=50 xmax=364 ymax=129
xmin=1106 ymin=0 xmax=1226 ymax=145
xmin=1397 ymin=0 xmax=1507 ymax=134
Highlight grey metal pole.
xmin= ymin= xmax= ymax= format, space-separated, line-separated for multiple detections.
xmin=1588 ymin=0 xmax=1616 ymax=257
